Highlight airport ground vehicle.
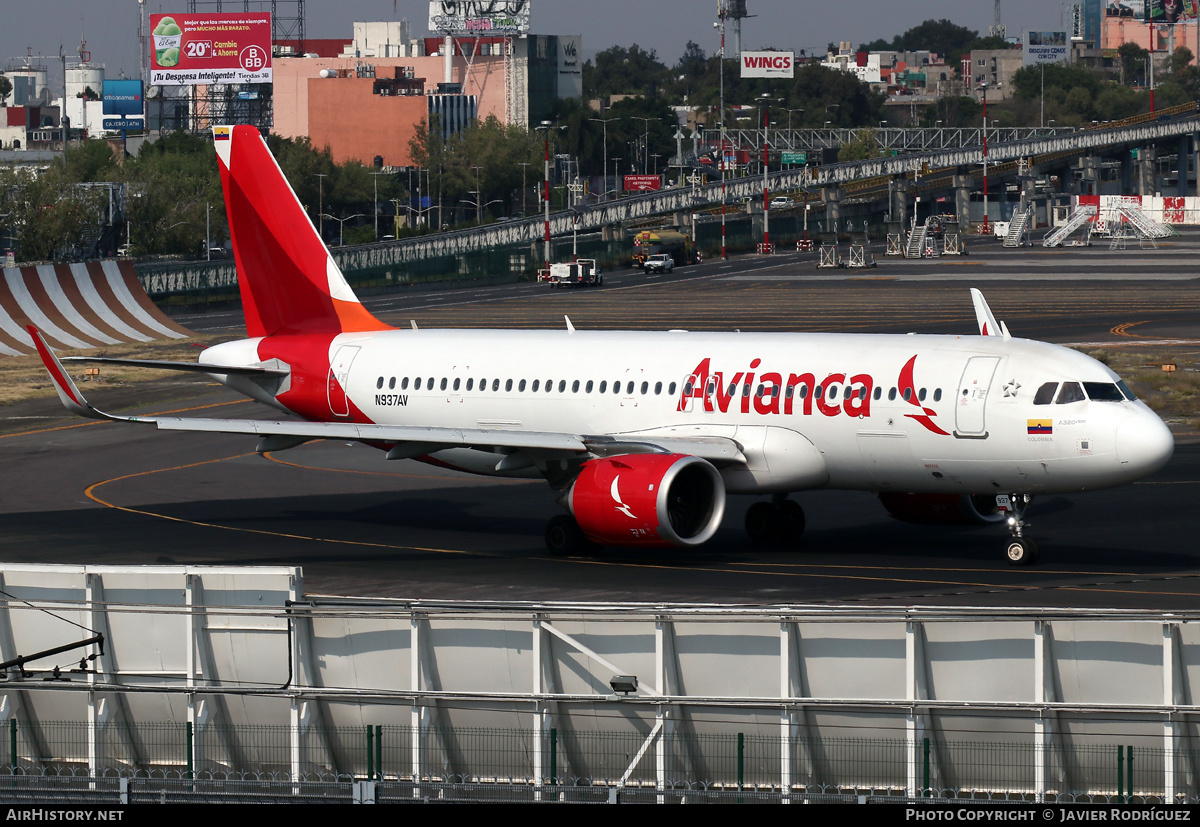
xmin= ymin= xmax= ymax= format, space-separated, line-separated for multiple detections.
xmin=544 ymin=259 xmax=602 ymax=287
xmin=642 ymin=253 xmax=674 ymax=273
xmin=631 ymin=229 xmax=696 ymax=267
xmin=30 ymin=125 xmax=1174 ymax=566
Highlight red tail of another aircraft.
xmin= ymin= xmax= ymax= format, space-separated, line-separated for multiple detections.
xmin=213 ymin=125 xmax=391 ymax=338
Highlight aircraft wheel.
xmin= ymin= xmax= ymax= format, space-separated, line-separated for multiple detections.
xmin=545 ymin=515 xmax=585 ymax=556
xmin=778 ymin=499 xmax=806 ymax=544
xmin=1005 ymin=538 xmax=1040 ymax=566
xmin=745 ymin=501 xmax=781 ymax=545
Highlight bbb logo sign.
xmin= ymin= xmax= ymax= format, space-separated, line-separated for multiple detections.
xmin=240 ymin=45 xmax=267 ymax=72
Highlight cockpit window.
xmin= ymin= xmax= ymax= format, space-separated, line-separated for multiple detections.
xmin=1117 ymin=380 xmax=1138 ymax=401
xmin=1033 ymin=382 xmax=1057 ymax=405
xmin=1055 ymin=382 xmax=1085 ymax=404
xmin=1083 ymin=382 xmax=1124 ymax=402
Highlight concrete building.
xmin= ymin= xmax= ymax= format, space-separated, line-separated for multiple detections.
xmin=272 ymin=22 xmax=582 ymax=168
xmin=968 ymin=49 xmax=1025 ymax=101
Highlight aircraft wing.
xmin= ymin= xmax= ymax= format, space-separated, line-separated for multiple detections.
xmin=30 ymin=327 xmax=744 ymax=465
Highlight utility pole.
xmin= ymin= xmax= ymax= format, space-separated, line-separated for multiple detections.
xmin=717 ymin=2 xmax=728 ymax=260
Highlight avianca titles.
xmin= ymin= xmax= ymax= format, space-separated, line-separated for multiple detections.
xmin=31 ymin=124 xmax=1174 ymax=566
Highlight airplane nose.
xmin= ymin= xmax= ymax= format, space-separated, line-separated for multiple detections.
xmin=1115 ymin=410 xmax=1174 ymax=479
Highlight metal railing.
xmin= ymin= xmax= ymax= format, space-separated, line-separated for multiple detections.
xmin=0 ymin=720 xmax=1184 ymax=804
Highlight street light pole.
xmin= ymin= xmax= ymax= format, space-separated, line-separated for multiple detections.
xmin=761 ymin=97 xmax=771 ymax=252
xmin=536 ymin=122 xmax=556 ymax=269
xmin=589 ymin=116 xmax=618 ymax=201
xmin=518 ymin=161 xmax=531 ymax=214
xmin=982 ymin=84 xmax=989 ymax=236
xmin=716 ymin=6 xmax=728 ymax=260
xmin=471 ymin=165 xmax=483 ymax=224
xmin=314 ymin=173 xmax=328 ymax=239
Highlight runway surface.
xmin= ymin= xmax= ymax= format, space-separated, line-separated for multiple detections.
xmin=3 ymin=234 xmax=1200 ymax=609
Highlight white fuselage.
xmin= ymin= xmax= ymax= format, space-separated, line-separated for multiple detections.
xmin=204 ymin=327 xmax=1174 ymax=498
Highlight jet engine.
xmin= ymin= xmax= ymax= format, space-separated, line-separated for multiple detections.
xmin=878 ymin=493 xmax=1005 ymax=525
xmin=566 ymin=453 xmax=726 ymax=547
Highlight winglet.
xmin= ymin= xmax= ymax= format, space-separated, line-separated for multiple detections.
xmin=26 ymin=326 xmax=133 ymax=422
xmin=565 ymin=315 xmax=575 ymax=333
xmin=970 ymin=288 xmax=1006 ymax=338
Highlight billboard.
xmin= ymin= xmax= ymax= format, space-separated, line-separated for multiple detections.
xmin=150 ymin=13 xmax=272 ymax=86
xmin=1145 ymin=0 xmax=1198 ymax=22
xmin=740 ymin=50 xmax=794 ymax=78
xmin=1023 ymin=31 xmax=1069 ymax=66
xmin=624 ymin=175 xmax=662 ymax=192
xmin=428 ymin=1 xmax=531 ymax=35
xmin=102 ymin=80 xmax=144 ymax=116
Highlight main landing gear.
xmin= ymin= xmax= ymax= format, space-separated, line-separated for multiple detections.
xmin=745 ymin=497 xmax=806 ymax=546
xmin=1001 ymin=493 xmax=1039 ymax=566
xmin=545 ymin=515 xmax=600 ymax=556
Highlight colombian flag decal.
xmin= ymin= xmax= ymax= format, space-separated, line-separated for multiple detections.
xmin=1027 ymin=419 xmax=1053 ymax=435
xmin=214 ymin=126 xmax=231 ymax=141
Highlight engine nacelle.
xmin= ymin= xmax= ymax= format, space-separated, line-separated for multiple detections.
xmin=567 ymin=453 xmax=726 ymax=547
xmin=878 ymin=493 xmax=1005 ymax=525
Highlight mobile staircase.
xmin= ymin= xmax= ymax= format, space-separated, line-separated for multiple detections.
xmin=1003 ymin=205 xmax=1034 ymax=247
xmin=1042 ymin=204 xmax=1097 ymax=247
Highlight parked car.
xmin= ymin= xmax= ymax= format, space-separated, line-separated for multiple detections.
xmin=769 ymin=196 xmax=794 ymax=210
xmin=643 ymin=253 xmax=675 ymax=273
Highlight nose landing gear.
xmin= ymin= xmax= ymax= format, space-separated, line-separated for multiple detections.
xmin=1001 ymin=494 xmax=1039 ymax=565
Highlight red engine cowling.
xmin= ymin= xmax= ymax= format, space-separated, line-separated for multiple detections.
xmin=567 ymin=453 xmax=726 ymax=547
xmin=878 ymin=493 xmax=1005 ymax=525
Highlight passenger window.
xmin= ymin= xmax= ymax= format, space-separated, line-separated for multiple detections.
xmin=402 ymin=377 xmax=409 ymax=390
xmin=755 ymin=385 xmax=764 ymax=398
xmin=376 ymin=377 xmax=383 ymax=390
xmin=1033 ymin=382 xmax=1057 ymax=405
xmin=532 ymin=380 xmax=539 ymax=392
xmin=874 ymin=387 xmax=881 ymax=400
xmin=655 ymin=381 xmax=663 ymax=395
xmin=427 ymin=377 xmax=433 ymax=389
xmin=559 ymin=380 xmax=567 ymax=393
xmin=888 ymin=387 xmax=896 ymax=401
xmin=918 ymin=388 xmax=926 ymax=402
xmin=1056 ymin=382 xmax=1085 ymax=404
xmin=843 ymin=386 xmax=852 ymax=400
xmin=440 ymin=378 xmax=448 ymax=391
xmin=415 ymin=377 xmax=422 ymax=390
xmin=669 ymin=382 xmax=676 ymax=395
xmin=815 ymin=385 xmax=824 ymax=398
xmin=772 ymin=386 xmax=780 ymax=399
xmin=453 ymin=378 xmax=461 ymax=391
xmin=599 ymin=380 xmax=607 ymax=393
xmin=933 ymin=388 xmax=941 ymax=402
xmin=785 ymin=385 xmax=794 ymax=399
xmin=505 ymin=379 xmax=513 ymax=392
xmin=466 ymin=378 xmax=473 ymax=391
xmin=572 ymin=380 xmax=580 ymax=393
xmin=586 ymin=380 xmax=594 ymax=393
xmin=799 ymin=385 xmax=809 ymax=399
xmin=519 ymin=379 xmax=526 ymax=392
xmin=902 ymin=387 xmax=912 ymax=401
xmin=493 ymin=379 xmax=500 ymax=392
xmin=389 ymin=377 xmax=396 ymax=390
xmin=626 ymin=381 xmax=634 ymax=394
xmin=640 ymin=381 xmax=648 ymax=395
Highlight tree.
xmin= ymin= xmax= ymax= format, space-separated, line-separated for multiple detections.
xmin=1118 ymin=42 xmax=1151 ymax=86
xmin=837 ymin=128 xmax=881 ymax=162
xmin=0 ymin=74 xmax=12 ymax=107
xmin=583 ymin=44 xmax=669 ymax=99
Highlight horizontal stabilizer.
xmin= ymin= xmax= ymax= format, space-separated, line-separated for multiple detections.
xmin=62 ymin=356 xmax=289 ymax=376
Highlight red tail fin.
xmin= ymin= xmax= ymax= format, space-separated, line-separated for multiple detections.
xmin=213 ymin=125 xmax=391 ymax=338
